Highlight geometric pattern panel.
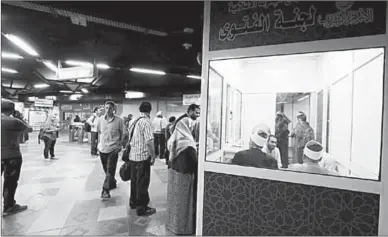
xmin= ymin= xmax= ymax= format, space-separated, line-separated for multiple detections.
xmin=203 ymin=171 xmax=380 ymax=236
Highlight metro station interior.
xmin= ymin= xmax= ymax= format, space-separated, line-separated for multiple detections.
xmin=1 ymin=1 xmax=388 ymax=236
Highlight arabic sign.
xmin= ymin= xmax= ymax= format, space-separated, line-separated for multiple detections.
xmin=60 ymin=103 xmax=123 ymax=115
xmin=56 ymin=66 xmax=94 ymax=80
xmin=34 ymin=99 xmax=54 ymax=108
xmin=209 ymin=1 xmax=386 ymax=51
xmin=183 ymin=94 xmax=201 ymax=105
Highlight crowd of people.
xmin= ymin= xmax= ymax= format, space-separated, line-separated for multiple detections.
xmin=1 ymin=98 xmax=201 ymax=235
xmin=232 ymin=110 xmax=338 ymax=176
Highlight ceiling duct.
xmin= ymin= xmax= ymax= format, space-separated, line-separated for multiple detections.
xmin=2 ymin=1 xmax=168 ymax=37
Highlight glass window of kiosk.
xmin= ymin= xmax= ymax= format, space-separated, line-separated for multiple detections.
xmin=206 ymin=47 xmax=385 ymax=181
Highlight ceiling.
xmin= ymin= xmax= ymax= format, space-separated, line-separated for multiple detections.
xmin=1 ymin=1 xmax=204 ymax=100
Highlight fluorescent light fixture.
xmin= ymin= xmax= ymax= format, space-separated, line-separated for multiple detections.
xmin=43 ymin=61 xmax=58 ymax=72
xmin=1 ymin=52 xmax=23 ymax=59
xmin=81 ymin=88 xmax=89 ymax=93
xmin=60 ymin=90 xmax=73 ymax=94
xmin=276 ymin=102 xmax=287 ymax=104
xmin=69 ymin=94 xmax=82 ymax=100
xmin=187 ymin=75 xmax=201 ymax=80
xmin=65 ymin=60 xmax=93 ymax=67
xmin=34 ymin=84 xmax=49 ymax=88
xmin=129 ymin=67 xmax=166 ymax=75
xmin=97 ymin=63 xmax=110 ymax=69
xmin=298 ymin=95 xmax=310 ymax=102
xmin=28 ymin=96 xmax=36 ymax=102
xmin=4 ymin=34 xmax=39 ymax=56
xmin=1 ymin=67 xmax=18 ymax=73
xmin=125 ymin=91 xmax=145 ymax=99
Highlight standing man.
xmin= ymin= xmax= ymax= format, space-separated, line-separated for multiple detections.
xmin=291 ymin=111 xmax=315 ymax=164
xmin=262 ymin=135 xmax=282 ymax=168
xmin=87 ymin=107 xmax=101 ymax=157
xmin=97 ymin=101 xmax=125 ymax=199
xmin=1 ymin=99 xmax=33 ymax=216
xmin=152 ymin=111 xmax=167 ymax=159
xmin=127 ymin=102 xmax=157 ymax=216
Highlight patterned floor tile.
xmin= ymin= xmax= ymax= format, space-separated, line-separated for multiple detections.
xmin=98 ymin=205 xmax=128 ymax=222
xmin=1 ymin=135 xmax=171 ymax=236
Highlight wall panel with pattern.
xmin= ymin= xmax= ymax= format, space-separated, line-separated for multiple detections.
xmin=202 ymin=171 xmax=379 ymax=236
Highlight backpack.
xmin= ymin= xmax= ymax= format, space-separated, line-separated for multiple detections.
xmin=84 ymin=122 xmax=91 ymax=132
xmin=84 ymin=116 xmax=95 ymax=132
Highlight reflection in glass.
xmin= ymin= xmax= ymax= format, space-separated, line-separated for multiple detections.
xmin=206 ymin=47 xmax=384 ymax=180
xmin=206 ymin=68 xmax=223 ymax=156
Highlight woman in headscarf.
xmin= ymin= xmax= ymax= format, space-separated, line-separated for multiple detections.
xmin=41 ymin=114 xmax=59 ymax=160
xmin=166 ymin=116 xmax=198 ymax=235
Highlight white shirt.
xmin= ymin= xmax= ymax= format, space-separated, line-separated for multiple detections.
xmin=262 ymin=146 xmax=281 ymax=167
xmin=152 ymin=117 xmax=167 ymax=134
xmin=87 ymin=114 xmax=99 ymax=132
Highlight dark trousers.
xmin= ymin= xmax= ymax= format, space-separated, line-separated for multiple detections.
xmin=296 ymin=147 xmax=304 ymax=164
xmin=154 ymin=133 xmax=166 ymax=158
xmin=277 ymin=138 xmax=289 ymax=168
xmin=43 ymin=138 xmax=56 ymax=158
xmin=129 ymin=159 xmax=151 ymax=211
xmin=100 ymin=151 xmax=119 ymax=191
xmin=1 ymin=158 xmax=22 ymax=209
xmin=90 ymin=132 xmax=98 ymax=155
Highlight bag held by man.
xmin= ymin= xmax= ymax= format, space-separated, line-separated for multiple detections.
xmin=119 ymin=117 xmax=143 ymax=181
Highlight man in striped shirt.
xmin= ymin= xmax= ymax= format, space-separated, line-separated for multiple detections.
xmin=127 ymin=102 xmax=156 ymax=216
xmin=97 ymin=101 xmax=125 ymax=199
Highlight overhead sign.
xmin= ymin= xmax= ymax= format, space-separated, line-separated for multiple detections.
xmin=34 ymin=99 xmax=54 ymax=108
xmin=183 ymin=94 xmax=201 ymax=105
xmin=209 ymin=1 xmax=387 ymax=51
xmin=56 ymin=66 xmax=94 ymax=80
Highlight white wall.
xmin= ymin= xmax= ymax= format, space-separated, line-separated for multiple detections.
xmin=318 ymin=47 xmax=384 ymax=180
xmin=241 ymin=93 xmax=276 ymax=149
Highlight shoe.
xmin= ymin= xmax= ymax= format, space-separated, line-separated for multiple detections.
xmin=137 ymin=207 xmax=156 ymax=216
xmin=101 ymin=190 xmax=111 ymax=199
xmin=50 ymin=156 xmax=57 ymax=160
xmin=3 ymin=204 xmax=28 ymax=217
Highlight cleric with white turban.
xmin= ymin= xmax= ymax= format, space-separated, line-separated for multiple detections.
xmin=231 ymin=123 xmax=278 ymax=170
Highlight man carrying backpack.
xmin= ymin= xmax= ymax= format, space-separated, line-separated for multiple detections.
xmin=86 ymin=107 xmax=101 ymax=157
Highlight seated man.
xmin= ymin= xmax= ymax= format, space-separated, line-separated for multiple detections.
xmin=262 ymin=135 xmax=282 ymax=168
xmin=231 ymin=124 xmax=278 ymax=170
xmin=288 ymin=140 xmax=336 ymax=175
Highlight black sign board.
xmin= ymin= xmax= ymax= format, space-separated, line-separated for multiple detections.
xmin=209 ymin=1 xmax=387 ymax=51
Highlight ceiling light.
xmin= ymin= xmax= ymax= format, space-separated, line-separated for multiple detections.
xmin=187 ymin=75 xmax=201 ymax=80
xmin=129 ymin=68 xmax=166 ymax=75
xmin=4 ymin=34 xmax=39 ymax=56
xmin=125 ymin=91 xmax=145 ymax=99
xmin=69 ymin=94 xmax=82 ymax=100
xmin=1 ymin=67 xmax=18 ymax=73
xmin=65 ymin=60 xmax=93 ymax=67
xmin=81 ymin=88 xmax=89 ymax=93
xmin=34 ymin=84 xmax=49 ymax=88
xmin=28 ymin=96 xmax=36 ymax=102
xmin=1 ymin=52 xmax=23 ymax=59
xmin=43 ymin=61 xmax=58 ymax=72
xmin=60 ymin=90 xmax=73 ymax=94
xmin=97 ymin=63 xmax=110 ymax=69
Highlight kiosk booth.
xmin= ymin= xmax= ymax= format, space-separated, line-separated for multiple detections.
xmin=196 ymin=1 xmax=388 ymax=235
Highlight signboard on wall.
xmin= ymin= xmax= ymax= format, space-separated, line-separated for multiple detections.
xmin=183 ymin=94 xmax=201 ymax=105
xmin=209 ymin=1 xmax=387 ymax=51
xmin=34 ymin=99 xmax=54 ymax=107
xmin=60 ymin=103 xmax=123 ymax=115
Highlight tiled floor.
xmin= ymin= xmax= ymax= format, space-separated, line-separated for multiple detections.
xmin=1 ymin=133 xmax=173 ymax=236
